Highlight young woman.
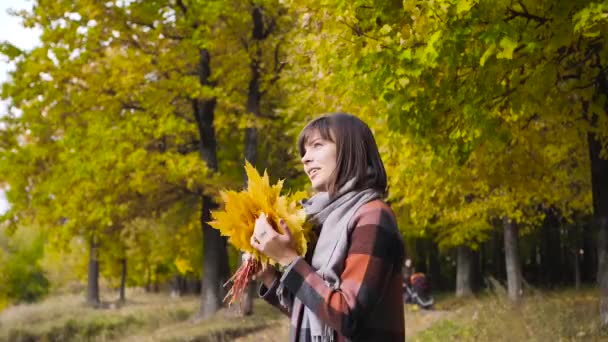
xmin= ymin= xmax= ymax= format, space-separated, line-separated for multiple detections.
xmin=250 ymin=113 xmax=405 ymax=342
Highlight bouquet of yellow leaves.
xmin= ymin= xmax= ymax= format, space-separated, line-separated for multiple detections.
xmin=209 ymin=162 xmax=311 ymax=305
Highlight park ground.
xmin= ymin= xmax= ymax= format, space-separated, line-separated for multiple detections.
xmin=0 ymin=286 xmax=603 ymax=341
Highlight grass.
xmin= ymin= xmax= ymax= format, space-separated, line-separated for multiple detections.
xmin=0 ymin=286 xmax=603 ymax=341
xmin=411 ymin=286 xmax=603 ymax=341
xmin=0 ymin=288 xmax=284 ymax=342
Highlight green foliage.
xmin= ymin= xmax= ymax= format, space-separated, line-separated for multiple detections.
xmin=0 ymin=225 xmax=50 ymax=305
xmin=0 ymin=0 xmax=605 ymax=300
xmin=278 ymin=0 xmax=600 ymax=249
xmin=0 ymin=0 xmax=295 ymax=294
xmin=39 ymin=236 xmax=88 ymax=292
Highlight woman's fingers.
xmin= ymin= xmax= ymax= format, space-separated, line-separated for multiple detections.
xmin=252 ymin=214 xmax=297 ymax=266
xmin=254 ymin=212 xmax=280 ymax=243
xmin=279 ymin=219 xmax=293 ymax=239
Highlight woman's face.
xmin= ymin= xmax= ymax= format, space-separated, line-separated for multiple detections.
xmin=301 ymin=130 xmax=337 ymax=192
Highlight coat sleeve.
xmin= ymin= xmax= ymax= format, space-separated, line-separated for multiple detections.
xmin=258 ymin=272 xmax=292 ymax=317
xmin=279 ymin=206 xmax=402 ymax=338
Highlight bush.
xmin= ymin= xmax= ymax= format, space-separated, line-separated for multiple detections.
xmin=4 ymin=263 xmax=50 ymax=303
xmin=0 ymin=225 xmax=50 ymax=305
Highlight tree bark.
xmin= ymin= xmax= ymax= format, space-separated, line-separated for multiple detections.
xmin=540 ymin=207 xmax=562 ymax=286
xmin=503 ymin=217 xmax=522 ymax=304
xmin=171 ymin=274 xmax=181 ymax=297
xmin=414 ymin=239 xmax=428 ymax=274
xmin=193 ymin=48 xmax=230 ymax=319
xmin=491 ymin=225 xmax=506 ymax=281
xmin=119 ymin=258 xmax=127 ymax=303
xmin=574 ymin=249 xmax=581 ymax=290
xmin=472 ymin=247 xmax=482 ymax=291
xmin=588 ymin=131 xmax=608 ymax=326
xmin=428 ymin=241 xmax=441 ymax=291
xmin=583 ymin=221 xmax=597 ymax=283
xmin=199 ymin=195 xmax=228 ymax=318
xmin=154 ymin=268 xmax=159 ymax=293
xmin=145 ymin=266 xmax=151 ymax=292
xmin=456 ymin=245 xmax=473 ymax=297
xmin=566 ymin=221 xmax=583 ymax=289
xmin=86 ymin=234 xmax=100 ymax=306
xmin=479 ymin=242 xmax=487 ymax=290
xmin=237 ymin=5 xmax=266 ymax=317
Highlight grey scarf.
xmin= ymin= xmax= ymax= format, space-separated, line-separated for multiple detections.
xmin=299 ymin=178 xmax=380 ymax=342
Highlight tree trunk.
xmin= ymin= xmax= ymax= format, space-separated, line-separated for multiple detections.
xmin=119 ymin=258 xmax=127 ymax=303
xmin=238 ymin=6 xmax=266 ymax=317
xmin=145 ymin=265 xmax=151 ymax=292
xmin=428 ymin=241 xmax=441 ymax=291
xmin=472 ymin=247 xmax=482 ymax=291
xmin=582 ymin=221 xmax=597 ymax=283
xmin=154 ymin=268 xmax=159 ymax=293
xmin=456 ymin=245 xmax=473 ymax=297
xmin=478 ymin=242 xmax=487 ymax=290
xmin=240 ymin=120 xmax=258 ymax=315
xmin=503 ymin=217 xmax=522 ymax=304
xmin=199 ymin=195 xmax=228 ymax=318
xmin=171 ymin=274 xmax=181 ymax=297
xmin=588 ymin=130 xmax=608 ymax=326
xmin=192 ymin=48 xmax=230 ymax=319
xmin=540 ymin=208 xmax=562 ymax=286
xmin=491 ymin=225 xmax=506 ymax=281
xmin=574 ymin=249 xmax=581 ymax=290
xmin=86 ymin=235 xmax=100 ymax=306
xmin=414 ymin=239 xmax=428 ymax=274
xmin=566 ymin=221 xmax=583 ymax=289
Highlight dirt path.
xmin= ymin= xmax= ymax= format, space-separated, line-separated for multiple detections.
xmin=232 ymin=319 xmax=289 ymax=342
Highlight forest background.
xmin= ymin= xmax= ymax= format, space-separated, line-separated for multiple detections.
xmin=0 ymin=0 xmax=608 ymax=340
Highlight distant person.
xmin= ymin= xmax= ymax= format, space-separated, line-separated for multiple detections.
xmin=403 ymin=261 xmax=433 ymax=309
xmin=250 ymin=113 xmax=406 ymax=341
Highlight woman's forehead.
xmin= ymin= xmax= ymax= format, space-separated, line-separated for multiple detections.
xmin=303 ymin=128 xmax=334 ymax=145
xmin=304 ymin=130 xmax=322 ymax=144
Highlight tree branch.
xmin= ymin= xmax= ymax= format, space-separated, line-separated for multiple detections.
xmin=506 ymin=7 xmax=549 ymax=26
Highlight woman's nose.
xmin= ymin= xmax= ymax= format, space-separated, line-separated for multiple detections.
xmin=301 ymin=150 xmax=312 ymax=164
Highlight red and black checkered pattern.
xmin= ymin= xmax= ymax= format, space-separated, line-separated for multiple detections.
xmin=261 ymin=200 xmax=405 ymax=342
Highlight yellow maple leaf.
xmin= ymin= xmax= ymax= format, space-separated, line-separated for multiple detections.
xmin=209 ymin=161 xmax=311 ymax=265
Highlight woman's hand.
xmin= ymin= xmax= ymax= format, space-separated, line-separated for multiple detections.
xmin=250 ymin=213 xmax=299 ymax=267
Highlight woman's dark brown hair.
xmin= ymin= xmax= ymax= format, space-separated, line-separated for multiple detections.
xmin=297 ymin=113 xmax=387 ymax=196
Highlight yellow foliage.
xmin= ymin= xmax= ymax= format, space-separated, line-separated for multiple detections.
xmin=209 ymin=162 xmax=310 ymax=265
xmin=174 ymin=257 xmax=194 ymax=275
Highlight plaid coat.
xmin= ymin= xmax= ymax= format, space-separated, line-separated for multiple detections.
xmin=260 ymin=199 xmax=405 ymax=342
